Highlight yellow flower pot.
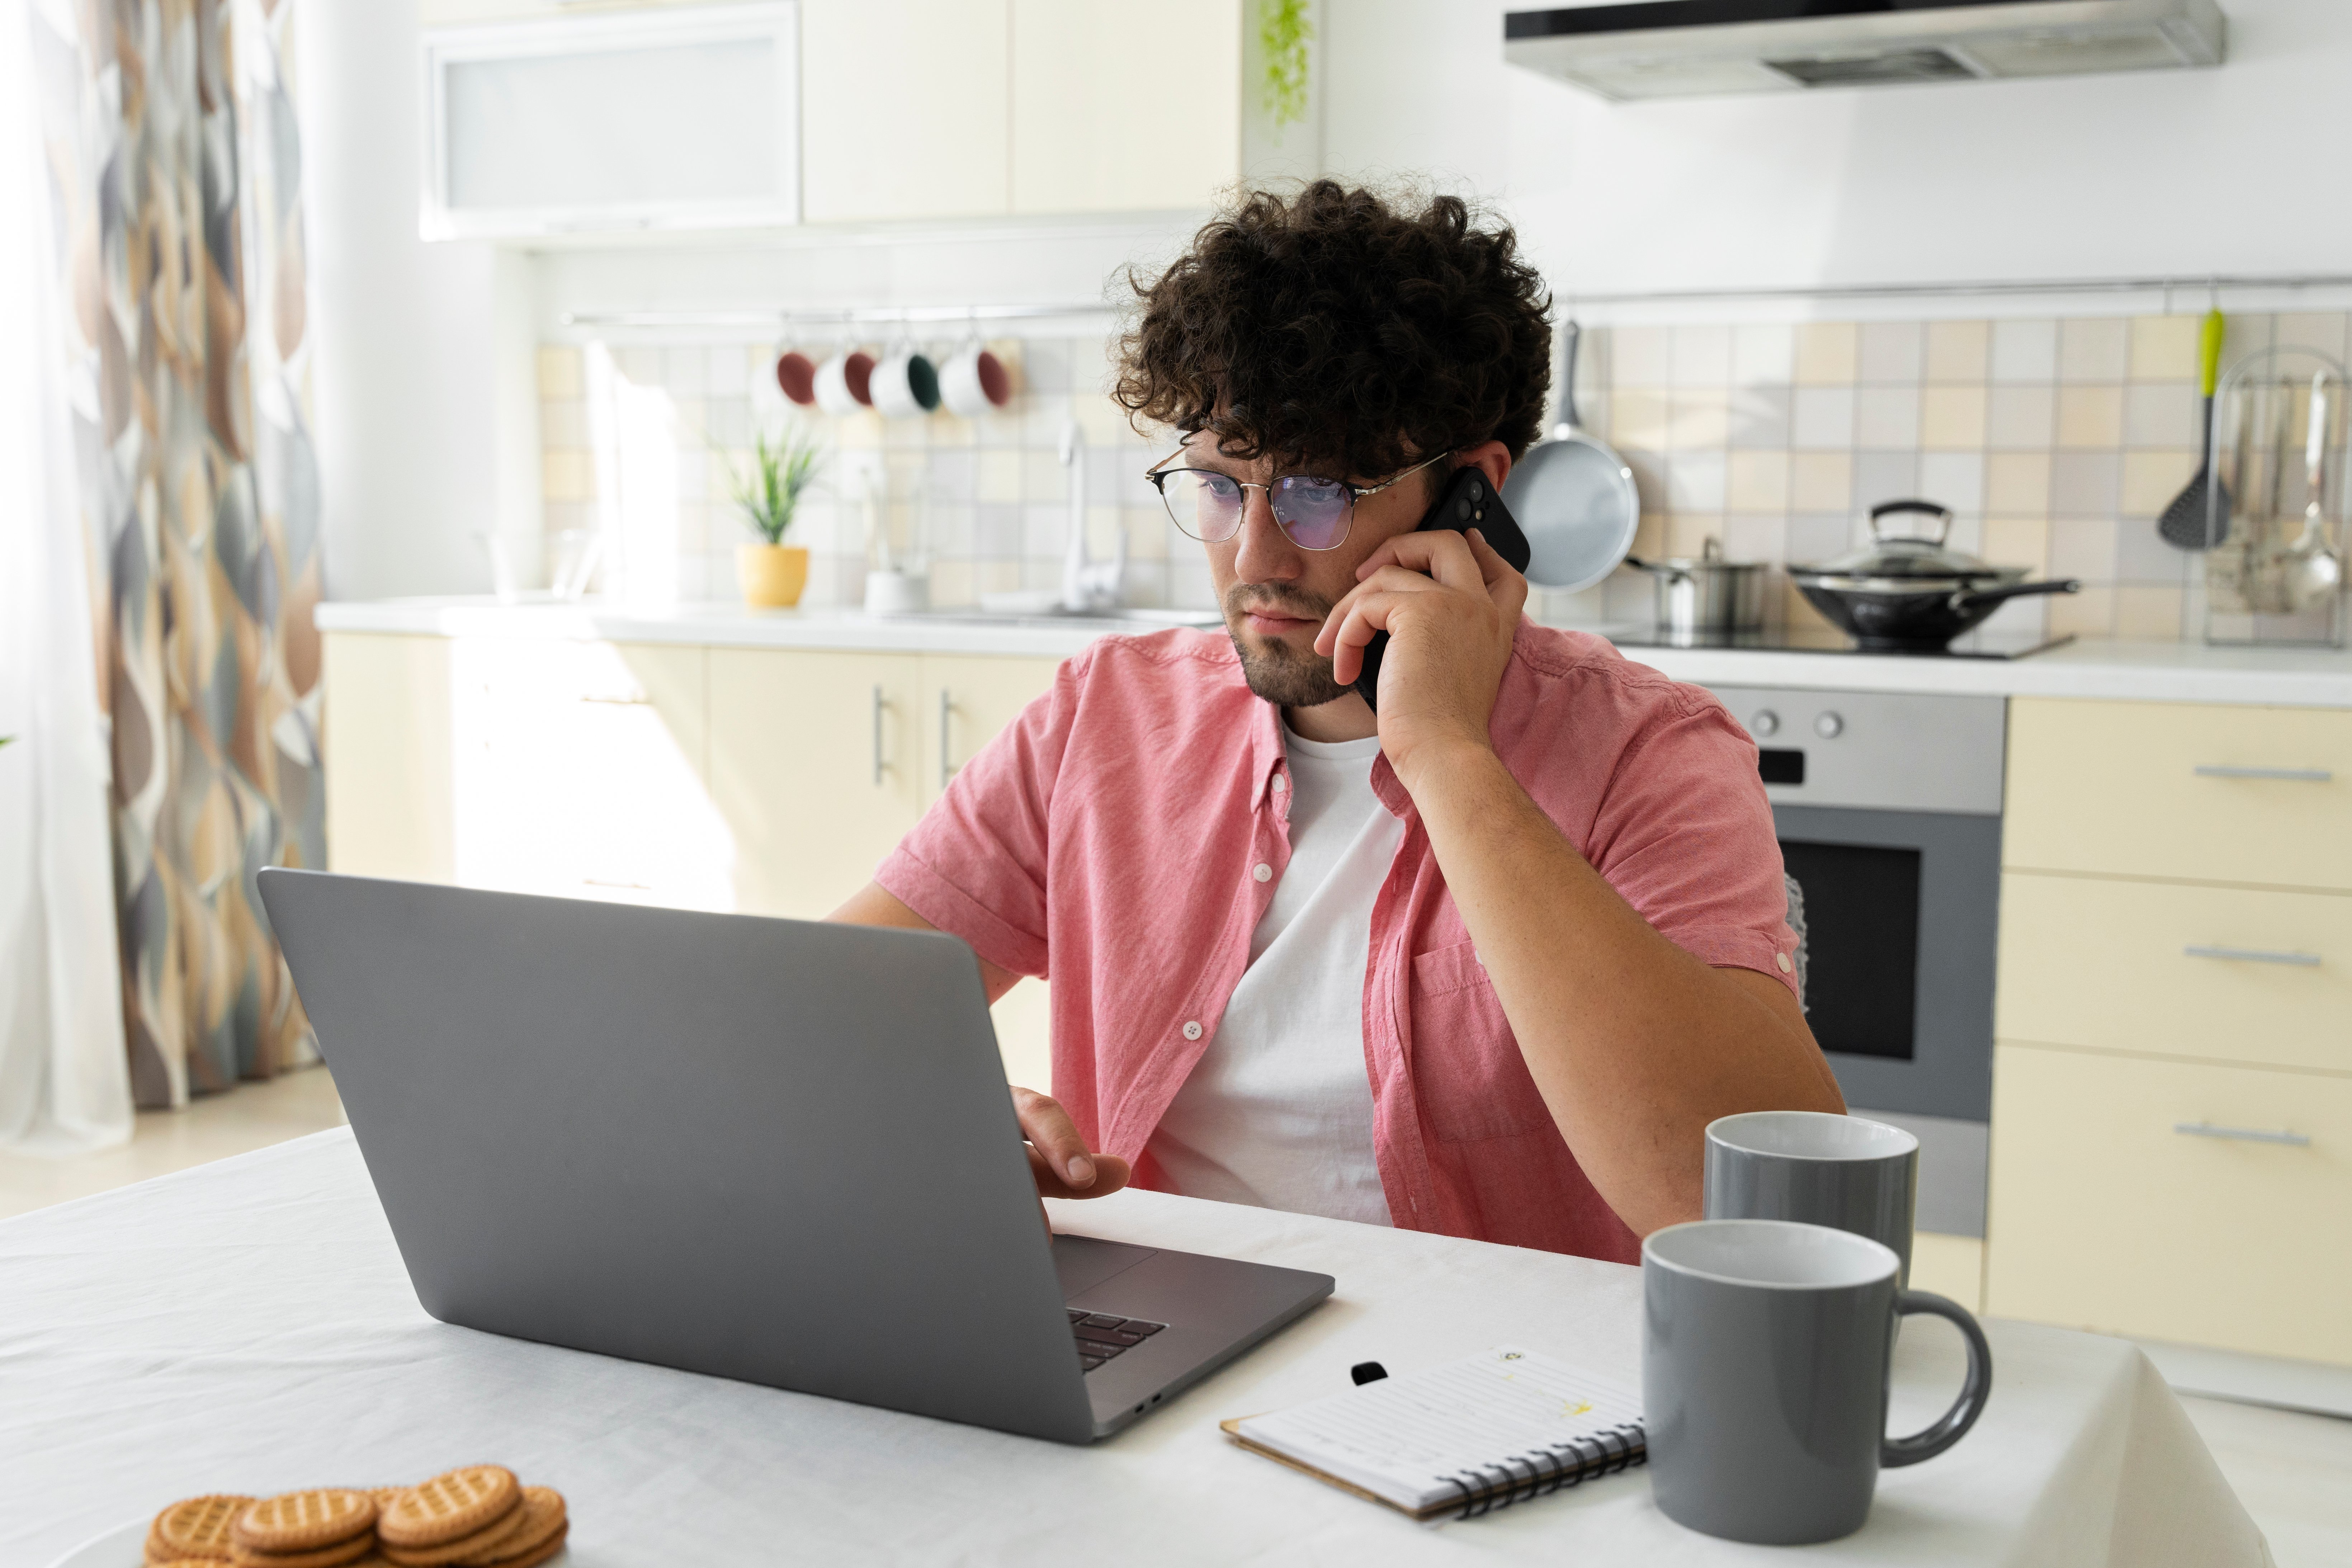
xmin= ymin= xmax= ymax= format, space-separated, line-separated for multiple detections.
xmin=737 ymin=543 xmax=809 ymax=608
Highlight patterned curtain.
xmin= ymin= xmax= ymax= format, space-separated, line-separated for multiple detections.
xmin=36 ymin=0 xmax=326 ymax=1108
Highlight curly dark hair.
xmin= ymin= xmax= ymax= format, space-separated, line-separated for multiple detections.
xmin=1113 ymin=181 xmax=1552 ymax=482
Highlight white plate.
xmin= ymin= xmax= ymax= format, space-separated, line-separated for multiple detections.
xmin=45 ymin=1518 xmax=144 ymax=1568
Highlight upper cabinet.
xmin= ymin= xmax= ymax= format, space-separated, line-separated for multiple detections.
xmin=419 ymin=2 xmax=800 ymax=239
xmin=800 ymin=0 xmax=1012 ymax=225
xmin=419 ymin=0 xmax=1322 ymax=235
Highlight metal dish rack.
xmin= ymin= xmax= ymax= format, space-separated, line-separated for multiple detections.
xmin=2200 ymin=346 xmax=2349 ymax=647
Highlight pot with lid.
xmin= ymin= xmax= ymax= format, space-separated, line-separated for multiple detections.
xmin=1625 ymin=537 xmax=1772 ymax=635
xmin=1788 ymin=500 xmax=2081 ymax=651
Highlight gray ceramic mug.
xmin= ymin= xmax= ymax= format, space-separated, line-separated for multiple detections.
xmin=1643 ymin=1219 xmax=1992 ymax=1545
xmin=1705 ymin=1110 xmax=1918 ymax=1286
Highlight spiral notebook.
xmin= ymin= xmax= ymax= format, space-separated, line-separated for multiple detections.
xmin=1222 ymin=1346 xmax=1645 ymax=1521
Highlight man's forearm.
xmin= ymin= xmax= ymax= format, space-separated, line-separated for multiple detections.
xmin=1397 ymin=742 xmax=1844 ymax=1236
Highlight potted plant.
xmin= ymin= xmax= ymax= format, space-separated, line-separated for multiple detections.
xmin=727 ymin=426 xmax=825 ymax=608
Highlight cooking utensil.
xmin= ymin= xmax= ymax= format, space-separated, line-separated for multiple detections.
xmin=1787 ymin=499 xmax=2079 ymax=651
xmin=1500 ymin=318 xmax=1640 ymax=591
xmin=1624 ymin=537 xmax=1770 ymax=634
xmin=2288 ymin=372 xmax=2342 ymax=608
xmin=2158 ymin=308 xmax=2233 ymax=550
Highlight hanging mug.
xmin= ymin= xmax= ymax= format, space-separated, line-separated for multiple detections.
xmin=773 ymin=333 xmax=818 ymax=408
xmin=939 ymin=334 xmax=1013 ymax=417
xmin=814 ymin=340 xmax=875 ymax=417
xmin=870 ymin=335 xmax=940 ymax=419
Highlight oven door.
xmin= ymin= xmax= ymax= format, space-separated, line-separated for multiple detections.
xmin=1772 ymin=803 xmax=2000 ymax=1124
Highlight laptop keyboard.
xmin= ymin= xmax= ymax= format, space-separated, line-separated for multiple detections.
xmin=1067 ymin=1309 xmax=1167 ymax=1372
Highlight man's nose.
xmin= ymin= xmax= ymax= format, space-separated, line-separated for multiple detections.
xmin=1229 ymin=487 xmax=1300 ymax=584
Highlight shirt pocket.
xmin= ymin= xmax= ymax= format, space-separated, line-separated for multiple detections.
xmin=1406 ymin=939 xmax=1557 ymax=1143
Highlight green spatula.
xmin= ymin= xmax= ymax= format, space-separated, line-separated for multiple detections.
xmin=2158 ymin=308 xmax=2232 ymax=550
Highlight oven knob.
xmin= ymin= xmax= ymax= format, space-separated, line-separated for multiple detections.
xmin=1814 ymin=711 xmax=1845 ymax=739
xmin=1750 ymin=709 xmax=1780 ymax=737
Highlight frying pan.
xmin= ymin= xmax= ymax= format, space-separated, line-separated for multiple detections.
xmin=1501 ymin=318 xmax=1641 ymax=591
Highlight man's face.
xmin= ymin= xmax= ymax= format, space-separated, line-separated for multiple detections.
xmin=1191 ymin=438 xmax=1443 ymax=709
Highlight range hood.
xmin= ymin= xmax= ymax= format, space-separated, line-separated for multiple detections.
xmin=1504 ymin=1 xmax=2226 ymax=100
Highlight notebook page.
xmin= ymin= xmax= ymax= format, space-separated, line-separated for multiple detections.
xmin=1234 ymin=1346 xmax=1643 ymax=1513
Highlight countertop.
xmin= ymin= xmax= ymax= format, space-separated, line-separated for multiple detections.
xmin=314 ymin=598 xmax=2352 ymax=708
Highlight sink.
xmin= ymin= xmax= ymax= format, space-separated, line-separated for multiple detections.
xmin=890 ymin=607 xmax=1223 ymax=632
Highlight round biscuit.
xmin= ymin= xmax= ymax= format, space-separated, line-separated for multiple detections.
xmin=456 ymin=1488 xmax=565 ymax=1568
xmin=480 ymin=1523 xmax=564 ymax=1568
xmin=378 ymin=1496 xmax=522 ymax=1565
xmin=153 ymin=1496 xmax=257 ymax=1559
xmin=378 ymin=1467 xmax=519 ymax=1548
xmin=227 ymin=1530 xmax=378 ymax=1568
xmin=235 ymin=1489 xmax=377 ymax=1553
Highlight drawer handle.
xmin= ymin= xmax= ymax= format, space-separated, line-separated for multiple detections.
xmin=939 ymin=689 xmax=956 ymax=791
xmin=579 ymin=694 xmax=650 ymax=706
xmin=582 ymin=878 xmax=652 ymax=891
xmin=2193 ymin=764 xmax=2333 ymax=782
xmin=872 ymin=685 xmax=890 ymax=786
xmin=2182 ymin=944 xmax=2322 ymax=967
xmin=2173 ymin=1120 xmax=2312 ymax=1147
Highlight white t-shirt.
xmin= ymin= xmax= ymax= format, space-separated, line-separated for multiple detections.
xmin=1146 ymin=727 xmax=1401 ymax=1227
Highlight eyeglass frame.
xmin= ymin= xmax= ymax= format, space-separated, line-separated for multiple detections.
xmin=1142 ymin=446 xmax=1453 ymax=551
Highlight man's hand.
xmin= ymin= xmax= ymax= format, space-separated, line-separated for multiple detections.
xmin=1013 ymin=1085 xmax=1131 ymax=1200
xmin=1314 ymin=526 xmax=1527 ymax=786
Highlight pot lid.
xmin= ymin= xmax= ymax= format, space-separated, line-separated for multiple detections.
xmin=1791 ymin=499 xmax=2006 ymax=582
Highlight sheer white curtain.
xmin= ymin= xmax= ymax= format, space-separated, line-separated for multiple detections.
xmin=0 ymin=0 xmax=133 ymax=1154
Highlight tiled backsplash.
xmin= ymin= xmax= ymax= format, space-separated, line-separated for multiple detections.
xmin=538 ymin=309 xmax=2352 ymax=639
xmin=1573 ymin=311 xmax=2352 ymax=639
xmin=536 ymin=336 xmax=1213 ymax=612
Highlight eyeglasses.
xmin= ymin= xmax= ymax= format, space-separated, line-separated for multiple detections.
xmin=1144 ymin=450 xmax=1450 ymax=551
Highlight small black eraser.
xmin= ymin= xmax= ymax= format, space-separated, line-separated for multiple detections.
xmin=1350 ymin=1361 xmax=1389 ymax=1386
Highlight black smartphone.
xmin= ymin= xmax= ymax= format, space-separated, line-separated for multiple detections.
xmin=1352 ymin=464 xmax=1532 ymax=712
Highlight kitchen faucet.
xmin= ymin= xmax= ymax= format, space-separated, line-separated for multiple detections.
xmin=1059 ymin=420 xmax=1125 ymax=614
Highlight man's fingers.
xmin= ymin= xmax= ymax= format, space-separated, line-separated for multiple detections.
xmin=1026 ymin=1143 xmax=1133 ymax=1201
xmin=1468 ymin=529 xmax=1532 ymax=620
xmin=1011 ymin=1085 xmax=1129 ymax=1198
xmin=1323 ymin=591 xmax=1405 ymax=685
xmin=1354 ymin=528 xmax=1490 ymax=594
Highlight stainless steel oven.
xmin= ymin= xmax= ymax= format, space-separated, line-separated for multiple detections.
xmin=1700 ymin=684 xmax=2006 ymax=1237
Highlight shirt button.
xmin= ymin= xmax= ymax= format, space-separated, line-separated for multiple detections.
xmin=1182 ymin=1020 xmax=1204 ymax=1041
xmin=1253 ymin=863 xmax=1272 ymax=883
xmin=1776 ymin=952 xmax=1794 ymax=974
xmin=1270 ymin=775 xmax=1287 ymax=793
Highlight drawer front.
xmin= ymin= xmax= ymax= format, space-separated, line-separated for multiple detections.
xmin=2006 ymin=699 xmax=2352 ymax=889
xmin=1997 ymin=873 xmax=2352 ymax=1074
xmin=1986 ymin=1044 xmax=2352 ymax=1366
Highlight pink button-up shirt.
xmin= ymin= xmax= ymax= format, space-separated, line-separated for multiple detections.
xmin=877 ymin=622 xmax=1797 ymax=1264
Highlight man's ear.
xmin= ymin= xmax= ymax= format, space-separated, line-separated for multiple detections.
xmin=1457 ymin=440 xmax=1512 ymax=496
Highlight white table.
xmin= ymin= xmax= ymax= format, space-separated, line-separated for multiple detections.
xmin=1 ymin=1130 xmax=2267 ymax=1567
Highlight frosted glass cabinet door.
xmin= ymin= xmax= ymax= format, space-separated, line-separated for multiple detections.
xmin=421 ymin=4 xmax=799 ymax=238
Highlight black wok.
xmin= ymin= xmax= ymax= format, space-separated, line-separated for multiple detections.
xmin=1787 ymin=499 xmax=2081 ymax=652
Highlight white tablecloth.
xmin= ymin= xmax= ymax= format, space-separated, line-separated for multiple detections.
xmin=1 ymin=1130 xmax=2267 ymax=1566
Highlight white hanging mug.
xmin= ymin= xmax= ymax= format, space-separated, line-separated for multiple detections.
xmin=939 ymin=333 xmax=1013 ymax=417
xmin=869 ymin=333 xmax=940 ymax=419
xmin=814 ymin=339 xmax=875 ymax=417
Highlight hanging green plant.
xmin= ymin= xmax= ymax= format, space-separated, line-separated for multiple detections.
xmin=1258 ymin=0 xmax=1313 ymax=130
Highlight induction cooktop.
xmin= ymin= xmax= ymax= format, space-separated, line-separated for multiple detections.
xmin=1597 ymin=623 xmax=2077 ymax=661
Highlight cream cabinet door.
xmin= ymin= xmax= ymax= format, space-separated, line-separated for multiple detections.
xmin=919 ymin=653 xmax=1063 ymax=1087
xmin=322 ymin=632 xmax=457 ymax=883
xmin=801 ymin=0 xmax=1010 ymax=222
xmin=2006 ymin=699 xmax=2352 ymax=890
xmin=1987 ymin=1043 xmax=2352 ymax=1366
xmin=709 ymin=648 xmax=925 ymax=920
xmin=450 ymin=639 xmax=724 ymax=908
xmin=1010 ymin=0 xmax=1240 ymax=215
xmin=1997 ymin=872 xmax=2352 ymax=1075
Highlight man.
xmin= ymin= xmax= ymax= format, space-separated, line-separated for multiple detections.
xmin=832 ymin=182 xmax=1843 ymax=1262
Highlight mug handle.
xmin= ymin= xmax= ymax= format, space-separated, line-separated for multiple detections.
xmin=1880 ymin=1289 xmax=1994 ymax=1468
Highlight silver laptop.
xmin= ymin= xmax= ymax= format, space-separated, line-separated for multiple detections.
xmin=258 ymin=869 xmax=1331 ymax=1444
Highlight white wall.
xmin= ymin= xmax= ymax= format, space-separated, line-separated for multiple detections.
xmin=1323 ymin=0 xmax=2352 ymax=298
xmin=300 ymin=0 xmax=502 ymax=600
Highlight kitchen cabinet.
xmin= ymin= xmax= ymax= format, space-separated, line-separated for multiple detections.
xmin=1987 ymin=1044 xmax=2351 ymax=1366
xmin=1989 ymin=695 xmax=2352 ymax=1366
xmin=417 ymin=0 xmax=709 ymax=26
xmin=799 ymin=0 xmax=1011 ymax=224
xmin=1008 ymin=0 xmax=1242 ymax=216
xmin=322 ymin=633 xmax=457 ymax=885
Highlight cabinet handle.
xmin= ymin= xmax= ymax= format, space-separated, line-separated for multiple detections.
xmin=872 ymin=684 xmax=888 ymax=786
xmin=2173 ymin=1120 xmax=2311 ymax=1147
xmin=939 ymin=689 xmax=955 ymax=791
xmin=578 ymin=694 xmax=650 ymax=706
xmin=581 ymin=878 xmax=652 ymax=891
xmin=2193 ymin=764 xmax=2333 ymax=782
xmin=2182 ymin=944 xmax=2322 ymax=967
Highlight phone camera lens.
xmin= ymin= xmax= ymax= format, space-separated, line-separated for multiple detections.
xmin=1455 ymin=499 xmax=1472 ymax=520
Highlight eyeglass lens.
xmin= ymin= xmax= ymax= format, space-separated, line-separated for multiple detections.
xmin=1158 ymin=471 xmax=1353 ymax=550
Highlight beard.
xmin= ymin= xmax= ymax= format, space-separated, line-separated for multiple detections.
xmin=1224 ymin=583 xmax=1350 ymax=708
